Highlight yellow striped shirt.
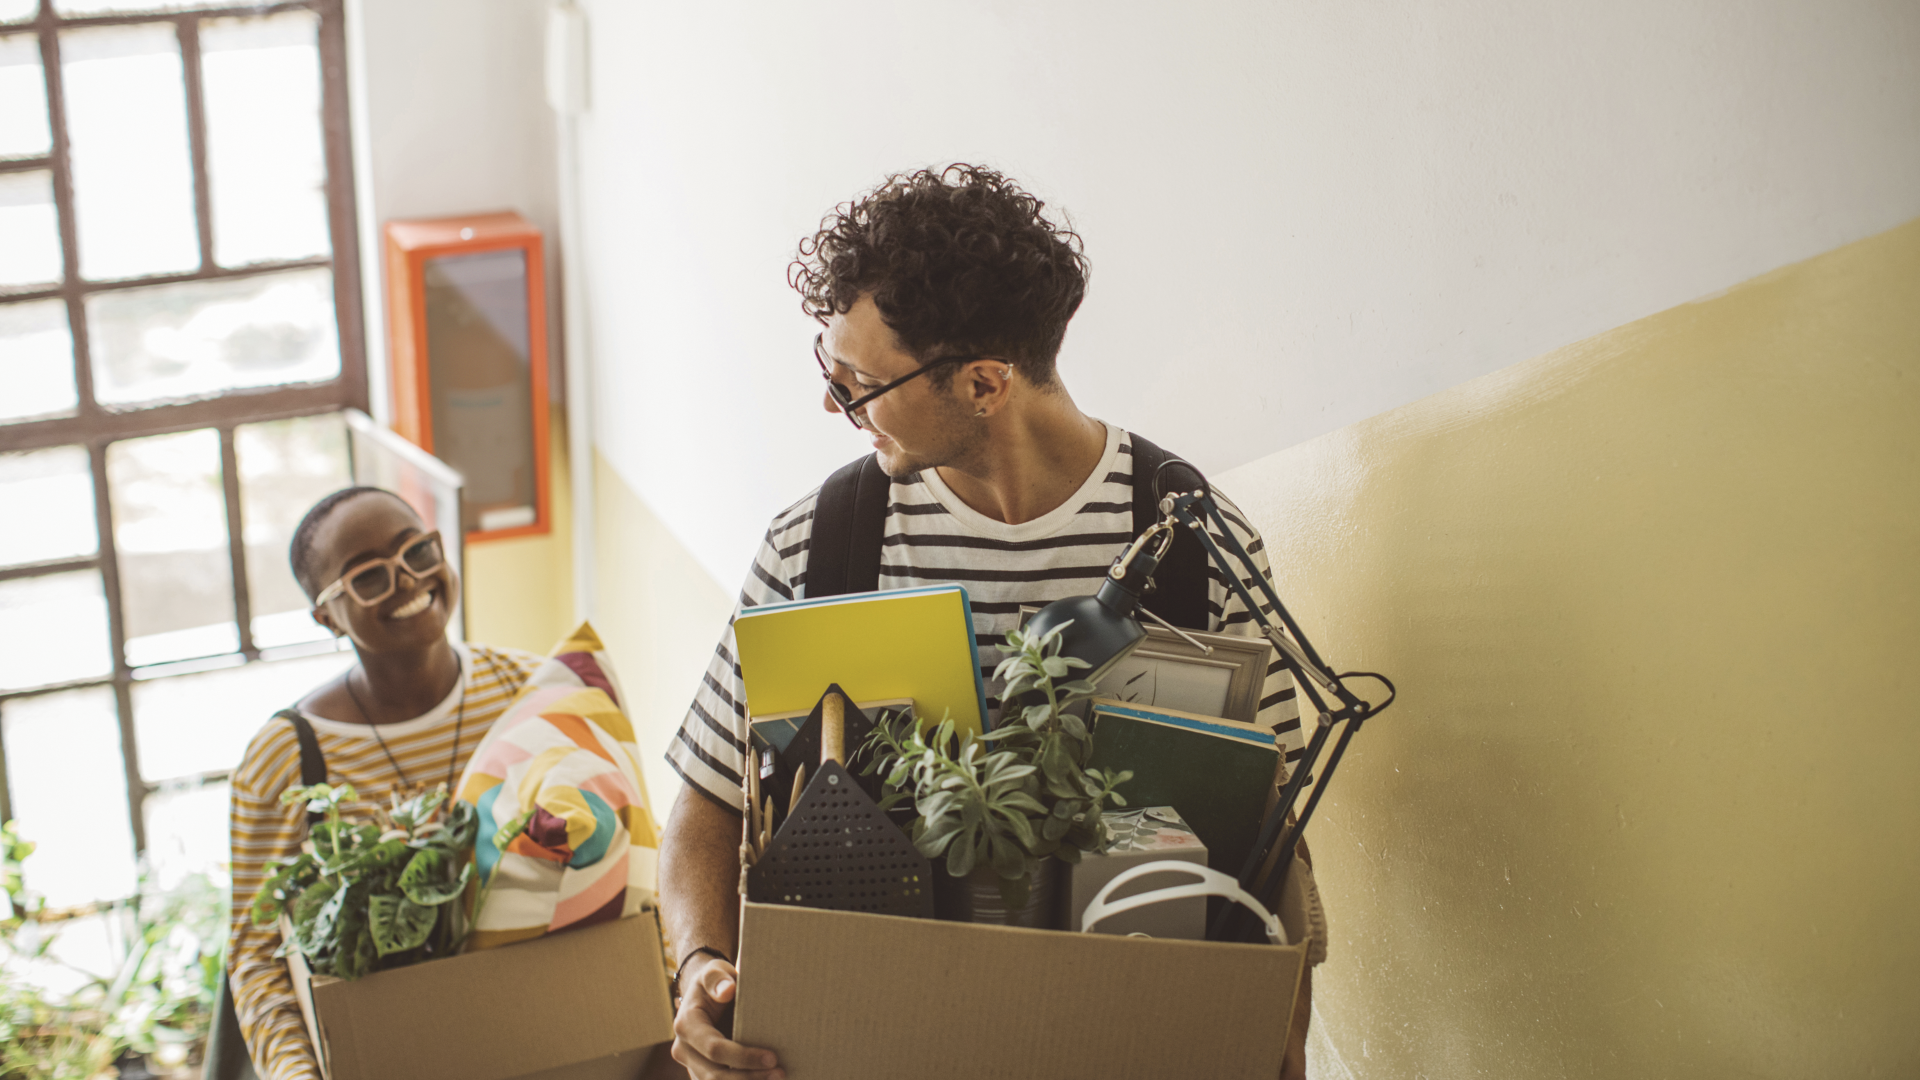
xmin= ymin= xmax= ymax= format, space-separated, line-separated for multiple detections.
xmin=227 ymin=642 xmax=542 ymax=1080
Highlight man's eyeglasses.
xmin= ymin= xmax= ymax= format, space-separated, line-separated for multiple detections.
xmin=813 ymin=333 xmax=993 ymax=429
xmin=314 ymin=532 xmax=446 ymax=607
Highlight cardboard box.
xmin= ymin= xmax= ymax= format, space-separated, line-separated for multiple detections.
xmin=1066 ymin=806 xmax=1210 ymax=937
xmin=287 ymin=912 xmax=674 ymax=1080
xmin=732 ymin=868 xmax=1310 ymax=1080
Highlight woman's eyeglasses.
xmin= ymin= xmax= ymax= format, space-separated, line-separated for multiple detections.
xmin=314 ymin=532 xmax=446 ymax=607
xmin=813 ymin=333 xmax=992 ymax=429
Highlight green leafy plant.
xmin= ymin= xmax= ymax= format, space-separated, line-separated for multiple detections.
xmin=250 ymin=784 xmax=475 ymax=980
xmin=863 ymin=622 xmax=1132 ymax=910
xmin=1 ymin=820 xmax=224 ymax=1080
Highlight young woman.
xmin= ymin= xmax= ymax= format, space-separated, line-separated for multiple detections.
xmin=225 ymin=487 xmax=542 ymax=1080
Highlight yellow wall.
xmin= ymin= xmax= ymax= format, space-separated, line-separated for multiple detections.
xmin=462 ymin=409 xmax=576 ymax=656
xmin=461 ymin=414 xmax=731 ymax=813
xmin=1215 ymin=220 xmax=1920 ymax=1076
xmin=587 ymin=449 xmax=736 ymax=811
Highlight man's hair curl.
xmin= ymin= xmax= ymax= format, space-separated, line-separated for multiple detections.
xmin=789 ymin=164 xmax=1088 ymax=387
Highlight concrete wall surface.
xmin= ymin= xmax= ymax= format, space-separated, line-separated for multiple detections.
xmin=343 ymin=0 xmax=572 ymax=643
xmin=1220 ymin=219 xmax=1920 ymax=1077
xmin=568 ymin=0 xmax=1920 ymax=583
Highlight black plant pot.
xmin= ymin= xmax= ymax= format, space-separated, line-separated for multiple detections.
xmin=931 ymin=857 xmax=1063 ymax=929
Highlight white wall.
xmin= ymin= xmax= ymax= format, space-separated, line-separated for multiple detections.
xmin=569 ymin=0 xmax=1920 ymax=586
xmin=344 ymin=0 xmax=558 ymax=420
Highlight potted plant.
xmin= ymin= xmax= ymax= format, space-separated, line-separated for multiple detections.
xmin=1 ymin=820 xmax=226 ymax=1079
xmin=250 ymin=784 xmax=476 ymax=979
xmin=862 ymin=622 xmax=1131 ymax=923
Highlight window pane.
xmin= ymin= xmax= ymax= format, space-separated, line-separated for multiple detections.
xmin=1 ymin=686 xmax=139 ymax=907
xmin=425 ymin=250 xmax=535 ymax=533
xmin=0 ymin=445 xmax=95 ymax=566
xmin=236 ymin=412 xmax=350 ymax=648
xmin=0 ymin=169 xmax=61 ymax=288
xmin=0 ymin=2 xmax=36 ymax=26
xmin=56 ymin=0 xmax=226 ymax=14
xmin=0 ymin=571 xmax=111 ymax=689
xmin=0 ymin=298 xmax=77 ymax=421
xmin=0 ymin=31 xmax=51 ymax=157
xmin=86 ymin=267 xmax=340 ymax=407
xmin=142 ymin=779 xmax=228 ymax=890
xmin=106 ymin=428 xmax=237 ymax=667
xmin=133 ymin=648 xmax=349 ymax=782
xmin=202 ymin=11 xmax=329 ymax=267
xmin=61 ymin=23 xmax=197 ymax=280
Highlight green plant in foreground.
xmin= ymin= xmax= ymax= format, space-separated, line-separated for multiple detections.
xmin=1 ymin=820 xmax=224 ymax=1079
xmin=863 ymin=621 xmax=1131 ymax=910
xmin=251 ymin=783 xmax=475 ymax=980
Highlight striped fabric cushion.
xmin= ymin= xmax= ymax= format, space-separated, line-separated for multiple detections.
xmin=455 ymin=623 xmax=661 ymax=949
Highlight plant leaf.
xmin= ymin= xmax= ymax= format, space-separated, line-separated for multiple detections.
xmin=995 ymin=807 xmax=1036 ymax=850
xmin=917 ymin=813 xmax=965 ymax=857
xmin=945 ymin=832 xmax=976 ymax=877
xmin=289 ymin=878 xmax=339 ymax=927
xmin=998 ymin=791 xmax=1047 ymax=817
xmin=369 ymin=893 xmax=437 ymax=956
xmin=402 ymin=860 xmax=471 ymax=906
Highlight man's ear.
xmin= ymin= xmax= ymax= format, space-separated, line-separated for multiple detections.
xmin=963 ymin=360 xmax=1016 ymax=417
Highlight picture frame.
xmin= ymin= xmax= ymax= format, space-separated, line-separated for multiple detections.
xmin=1019 ymin=607 xmax=1272 ymax=724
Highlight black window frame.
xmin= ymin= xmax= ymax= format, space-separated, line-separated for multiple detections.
xmin=0 ymin=0 xmax=366 ymax=867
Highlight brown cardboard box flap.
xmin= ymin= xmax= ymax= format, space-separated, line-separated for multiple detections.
xmin=292 ymin=911 xmax=672 ymax=1080
xmin=733 ymin=902 xmax=1305 ymax=1080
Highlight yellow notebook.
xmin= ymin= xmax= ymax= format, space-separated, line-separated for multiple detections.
xmin=733 ymin=585 xmax=989 ymax=738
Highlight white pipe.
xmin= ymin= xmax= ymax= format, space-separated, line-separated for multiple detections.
xmin=548 ymin=2 xmax=595 ymax=624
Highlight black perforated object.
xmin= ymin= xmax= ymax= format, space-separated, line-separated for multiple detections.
xmin=747 ymin=760 xmax=934 ymax=918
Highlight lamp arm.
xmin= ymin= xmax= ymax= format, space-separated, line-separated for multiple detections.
xmin=1164 ymin=496 xmax=1355 ymax=708
xmin=1190 ymin=494 xmax=1346 ymax=686
xmin=1251 ymin=714 xmax=1366 ymax=923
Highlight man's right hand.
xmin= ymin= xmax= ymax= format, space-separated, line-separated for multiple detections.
xmin=670 ymin=954 xmax=784 ymax=1080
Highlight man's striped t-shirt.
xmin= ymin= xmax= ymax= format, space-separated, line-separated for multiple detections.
xmin=667 ymin=423 xmax=1304 ymax=811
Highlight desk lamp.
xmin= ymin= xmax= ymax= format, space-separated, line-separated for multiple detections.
xmin=1024 ymin=460 xmax=1396 ymax=943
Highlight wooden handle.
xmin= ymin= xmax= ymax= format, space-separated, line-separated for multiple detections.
xmin=821 ymin=691 xmax=845 ymax=766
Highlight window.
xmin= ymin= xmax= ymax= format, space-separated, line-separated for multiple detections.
xmin=0 ymin=0 xmax=365 ymax=907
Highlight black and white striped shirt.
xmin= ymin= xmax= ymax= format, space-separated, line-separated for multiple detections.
xmin=667 ymin=424 xmax=1304 ymax=810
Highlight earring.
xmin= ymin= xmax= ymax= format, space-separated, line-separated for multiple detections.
xmin=975 ymin=409 xmax=987 ymax=417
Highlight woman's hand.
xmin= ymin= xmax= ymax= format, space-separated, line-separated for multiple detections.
xmin=670 ymin=955 xmax=784 ymax=1080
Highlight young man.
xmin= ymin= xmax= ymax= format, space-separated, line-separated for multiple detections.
xmin=660 ymin=165 xmax=1318 ymax=1080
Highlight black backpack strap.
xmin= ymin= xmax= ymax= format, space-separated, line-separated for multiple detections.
xmin=1128 ymin=433 xmax=1212 ymax=631
xmin=274 ymin=708 xmax=327 ymax=828
xmin=208 ymin=709 xmax=328 ymax=1080
xmin=806 ymin=453 xmax=892 ymax=599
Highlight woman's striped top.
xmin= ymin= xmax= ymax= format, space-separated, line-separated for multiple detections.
xmin=226 ymin=641 xmax=542 ymax=1080
xmin=667 ymin=423 xmax=1303 ymax=811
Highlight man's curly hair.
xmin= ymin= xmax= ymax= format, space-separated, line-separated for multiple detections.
xmin=789 ymin=164 xmax=1089 ymax=388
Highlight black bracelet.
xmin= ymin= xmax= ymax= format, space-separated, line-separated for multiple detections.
xmin=670 ymin=945 xmax=733 ymax=1004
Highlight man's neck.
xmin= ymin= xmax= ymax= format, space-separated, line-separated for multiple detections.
xmin=935 ymin=391 xmax=1108 ymax=525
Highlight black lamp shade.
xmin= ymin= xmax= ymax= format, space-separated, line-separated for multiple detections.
xmin=1024 ymin=578 xmax=1148 ymax=684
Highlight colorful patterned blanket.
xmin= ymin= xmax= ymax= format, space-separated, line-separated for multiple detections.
xmin=455 ymin=623 xmax=661 ymax=950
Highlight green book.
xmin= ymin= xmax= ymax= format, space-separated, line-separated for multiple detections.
xmin=1087 ymin=699 xmax=1280 ymax=879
